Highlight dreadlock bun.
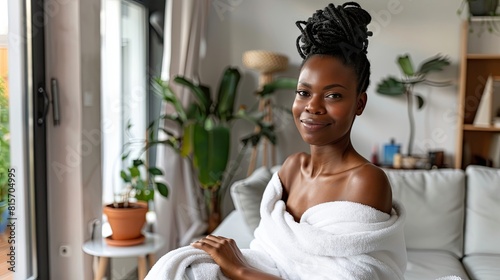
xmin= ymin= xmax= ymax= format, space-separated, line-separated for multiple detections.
xmin=296 ymin=2 xmax=372 ymax=58
xmin=295 ymin=2 xmax=372 ymax=93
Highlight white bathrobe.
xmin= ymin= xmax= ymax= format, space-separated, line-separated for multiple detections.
xmin=146 ymin=172 xmax=408 ymax=280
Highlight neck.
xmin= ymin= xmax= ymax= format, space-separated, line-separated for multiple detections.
xmin=306 ymin=140 xmax=356 ymax=177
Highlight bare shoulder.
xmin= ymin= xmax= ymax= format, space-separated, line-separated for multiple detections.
xmin=345 ymin=163 xmax=392 ymax=214
xmin=278 ymin=152 xmax=308 ymax=191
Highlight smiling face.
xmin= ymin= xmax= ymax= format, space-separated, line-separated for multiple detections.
xmin=293 ymin=55 xmax=367 ymax=146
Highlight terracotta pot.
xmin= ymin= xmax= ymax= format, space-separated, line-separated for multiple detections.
xmin=103 ymin=202 xmax=148 ymax=241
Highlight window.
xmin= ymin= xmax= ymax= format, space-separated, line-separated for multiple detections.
xmin=101 ymin=0 xmax=148 ymax=204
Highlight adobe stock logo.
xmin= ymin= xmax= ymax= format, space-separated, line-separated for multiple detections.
xmin=369 ymin=0 xmax=407 ymax=36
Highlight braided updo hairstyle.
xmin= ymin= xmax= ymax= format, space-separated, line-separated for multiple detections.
xmin=296 ymin=2 xmax=372 ymax=94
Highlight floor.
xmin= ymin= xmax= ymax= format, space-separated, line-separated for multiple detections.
xmin=0 ymin=229 xmax=13 ymax=280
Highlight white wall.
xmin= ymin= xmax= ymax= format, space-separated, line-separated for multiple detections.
xmin=201 ymin=0 xmax=462 ymax=173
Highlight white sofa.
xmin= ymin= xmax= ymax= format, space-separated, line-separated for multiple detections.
xmin=212 ymin=165 xmax=500 ymax=280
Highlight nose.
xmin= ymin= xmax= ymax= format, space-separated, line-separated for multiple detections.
xmin=305 ymin=96 xmax=326 ymax=115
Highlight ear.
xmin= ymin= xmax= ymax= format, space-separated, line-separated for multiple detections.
xmin=356 ymin=92 xmax=367 ymax=116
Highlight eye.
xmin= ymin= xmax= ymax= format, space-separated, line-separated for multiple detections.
xmin=295 ymin=90 xmax=309 ymax=97
xmin=326 ymin=93 xmax=342 ymax=99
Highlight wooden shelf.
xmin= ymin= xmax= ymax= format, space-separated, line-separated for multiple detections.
xmin=467 ymin=54 xmax=500 ymax=60
xmin=463 ymin=124 xmax=500 ymax=132
xmin=469 ymin=16 xmax=500 ymax=22
xmin=455 ymin=20 xmax=500 ymax=169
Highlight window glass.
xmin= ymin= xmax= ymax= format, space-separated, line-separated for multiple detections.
xmin=101 ymin=0 xmax=147 ymax=204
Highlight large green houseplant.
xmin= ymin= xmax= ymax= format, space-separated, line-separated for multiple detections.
xmin=123 ymin=66 xmax=296 ymax=232
xmin=376 ymin=54 xmax=450 ymax=157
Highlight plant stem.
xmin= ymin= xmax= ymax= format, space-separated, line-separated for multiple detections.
xmin=406 ymin=85 xmax=415 ymax=156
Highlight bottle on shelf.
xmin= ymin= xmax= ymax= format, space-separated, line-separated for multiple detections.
xmin=393 ymin=147 xmax=402 ymax=169
xmin=383 ymin=138 xmax=401 ymax=167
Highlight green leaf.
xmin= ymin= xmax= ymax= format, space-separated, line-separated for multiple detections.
xmin=132 ymin=159 xmax=143 ymax=167
xmin=376 ymin=77 xmax=406 ymax=96
xmin=216 ymin=67 xmax=241 ymax=120
xmin=192 ymin=124 xmax=230 ymax=188
xmin=129 ymin=166 xmax=140 ymax=178
xmin=137 ymin=179 xmax=146 ymax=189
xmin=415 ymin=94 xmax=425 ymax=109
xmin=180 ymin=123 xmax=194 ymax=157
xmin=120 ymin=171 xmax=131 ymax=183
xmin=148 ymin=167 xmax=163 ymax=176
xmin=397 ymin=55 xmax=415 ymax=76
xmin=121 ymin=151 xmax=130 ymax=161
xmin=174 ymin=76 xmax=212 ymax=115
xmin=156 ymin=182 xmax=169 ymax=198
xmin=135 ymin=188 xmax=154 ymax=202
xmin=258 ymin=77 xmax=298 ymax=97
xmin=152 ymin=78 xmax=187 ymax=123
xmin=417 ymin=54 xmax=451 ymax=75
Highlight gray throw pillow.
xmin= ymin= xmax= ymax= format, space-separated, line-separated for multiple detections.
xmin=230 ymin=166 xmax=273 ymax=232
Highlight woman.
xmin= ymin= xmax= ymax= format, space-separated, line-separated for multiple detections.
xmin=147 ymin=2 xmax=406 ymax=279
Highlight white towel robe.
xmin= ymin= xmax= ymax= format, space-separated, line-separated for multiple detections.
xmin=146 ymin=172 xmax=407 ymax=280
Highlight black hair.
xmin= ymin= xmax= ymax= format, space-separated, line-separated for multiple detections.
xmin=296 ymin=2 xmax=372 ymax=93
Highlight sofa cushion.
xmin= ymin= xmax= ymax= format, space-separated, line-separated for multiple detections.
xmin=465 ymin=165 xmax=500 ymax=255
xmin=405 ymin=250 xmax=470 ymax=280
xmin=211 ymin=210 xmax=254 ymax=249
xmin=462 ymin=254 xmax=500 ymax=280
xmin=230 ymin=166 xmax=274 ymax=233
xmin=384 ymin=169 xmax=466 ymax=258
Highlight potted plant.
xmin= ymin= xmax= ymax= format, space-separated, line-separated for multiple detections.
xmin=103 ymin=142 xmax=168 ymax=245
xmin=124 ymin=66 xmax=296 ymax=233
xmin=0 ymin=77 xmax=9 ymax=233
xmin=458 ymin=0 xmax=500 ymax=34
xmin=459 ymin=0 xmax=499 ymax=16
xmin=376 ymin=54 xmax=451 ymax=160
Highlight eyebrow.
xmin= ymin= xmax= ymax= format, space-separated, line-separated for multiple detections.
xmin=298 ymin=82 xmax=347 ymax=90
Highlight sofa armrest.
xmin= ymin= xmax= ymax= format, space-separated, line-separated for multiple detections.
xmin=211 ymin=210 xmax=254 ymax=249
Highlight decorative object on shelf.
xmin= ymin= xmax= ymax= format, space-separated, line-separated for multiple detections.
xmin=376 ymin=54 xmax=451 ymax=157
xmin=473 ymin=75 xmax=500 ymax=126
xmin=455 ymin=19 xmax=500 ymax=169
xmin=383 ymin=138 xmax=401 ymax=167
xmin=242 ymin=50 xmax=297 ymax=176
xmin=460 ymin=0 xmax=499 ymax=16
xmin=458 ymin=0 xmax=500 ymax=34
xmin=121 ymin=66 xmax=294 ymax=233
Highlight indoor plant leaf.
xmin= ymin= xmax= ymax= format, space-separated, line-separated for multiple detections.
xmin=152 ymin=78 xmax=187 ymax=123
xmin=180 ymin=123 xmax=195 ymax=157
xmin=135 ymin=188 xmax=154 ymax=202
xmin=148 ymin=167 xmax=163 ymax=176
xmin=376 ymin=77 xmax=406 ymax=96
xmin=174 ymin=76 xmax=212 ymax=115
xmin=258 ymin=77 xmax=298 ymax=97
xmin=397 ymin=55 xmax=415 ymax=76
xmin=192 ymin=124 xmax=230 ymax=188
xmin=155 ymin=182 xmax=169 ymax=198
xmin=415 ymin=94 xmax=425 ymax=109
xmin=417 ymin=55 xmax=451 ymax=75
xmin=216 ymin=67 xmax=241 ymax=121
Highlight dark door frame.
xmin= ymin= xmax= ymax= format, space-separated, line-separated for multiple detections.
xmin=31 ymin=0 xmax=50 ymax=278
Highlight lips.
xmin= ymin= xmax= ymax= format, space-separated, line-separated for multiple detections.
xmin=300 ymin=118 xmax=331 ymax=131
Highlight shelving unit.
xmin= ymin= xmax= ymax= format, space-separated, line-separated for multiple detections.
xmin=455 ymin=19 xmax=500 ymax=169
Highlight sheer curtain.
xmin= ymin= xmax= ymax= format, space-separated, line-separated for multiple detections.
xmin=155 ymin=0 xmax=211 ymax=255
